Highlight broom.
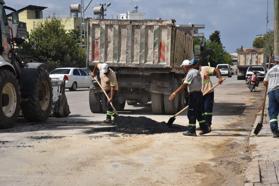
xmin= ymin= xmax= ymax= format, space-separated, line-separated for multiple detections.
xmin=253 ymin=86 xmax=268 ymax=135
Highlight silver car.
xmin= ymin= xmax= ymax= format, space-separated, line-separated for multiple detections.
xmin=49 ymin=67 xmax=92 ymax=91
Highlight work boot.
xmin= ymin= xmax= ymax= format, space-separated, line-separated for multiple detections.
xmin=183 ymin=126 xmax=196 ymax=136
xmin=103 ymin=115 xmax=112 ymax=123
xmin=199 ymin=125 xmax=211 ymax=135
xmin=273 ymin=131 xmax=279 ymax=138
xmin=183 ymin=130 xmax=197 ymax=136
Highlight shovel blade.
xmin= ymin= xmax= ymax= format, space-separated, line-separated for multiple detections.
xmin=254 ymin=122 xmax=263 ymax=135
xmin=167 ymin=116 xmax=176 ymax=127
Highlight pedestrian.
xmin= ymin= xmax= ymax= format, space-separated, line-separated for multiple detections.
xmin=200 ymin=64 xmax=224 ymax=130
xmin=263 ymin=56 xmax=279 ymax=138
xmin=169 ymin=59 xmax=211 ymax=136
xmin=92 ymin=63 xmax=119 ymax=123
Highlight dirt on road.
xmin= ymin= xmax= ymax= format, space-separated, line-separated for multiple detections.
xmin=0 ymin=78 xmax=264 ymax=186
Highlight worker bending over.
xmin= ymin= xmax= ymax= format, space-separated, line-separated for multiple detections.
xmin=92 ymin=63 xmax=119 ymax=123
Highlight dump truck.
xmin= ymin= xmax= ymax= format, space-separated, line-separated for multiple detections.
xmin=88 ymin=19 xmax=199 ymax=114
xmin=0 ymin=1 xmax=52 ymax=128
xmin=237 ymin=48 xmax=265 ymax=80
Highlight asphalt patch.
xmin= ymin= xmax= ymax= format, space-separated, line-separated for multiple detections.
xmin=29 ymin=136 xmax=65 ymax=140
xmin=84 ymin=116 xmax=187 ymax=135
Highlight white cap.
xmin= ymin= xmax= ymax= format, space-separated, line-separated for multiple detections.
xmin=100 ymin=63 xmax=109 ymax=74
xmin=180 ymin=59 xmax=192 ymax=67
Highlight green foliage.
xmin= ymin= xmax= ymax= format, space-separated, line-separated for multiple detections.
xmin=253 ymin=36 xmax=264 ymax=48
xmin=201 ymin=30 xmax=232 ymax=66
xmin=209 ymin=30 xmax=221 ymax=44
xmin=263 ymin=31 xmax=274 ymax=56
xmin=18 ymin=19 xmax=85 ymax=70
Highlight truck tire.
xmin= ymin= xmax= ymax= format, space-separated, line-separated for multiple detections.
xmin=21 ymin=67 xmax=52 ymax=122
xmin=163 ymin=94 xmax=179 ymax=114
xmin=115 ymin=96 xmax=125 ymax=111
xmin=89 ymin=89 xmax=103 ymax=113
xmin=127 ymin=100 xmax=137 ymax=106
xmin=151 ymin=93 xmax=164 ymax=114
xmin=0 ymin=70 xmax=20 ymax=128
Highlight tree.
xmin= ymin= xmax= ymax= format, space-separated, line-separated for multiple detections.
xmin=18 ymin=19 xmax=85 ymax=70
xmin=253 ymin=36 xmax=264 ymax=48
xmin=204 ymin=31 xmax=232 ymax=66
xmin=209 ymin=30 xmax=221 ymax=44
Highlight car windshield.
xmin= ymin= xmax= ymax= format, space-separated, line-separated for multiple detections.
xmin=249 ymin=67 xmax=264 ymax=72
xmin=50 ymin=69 xmax=70 ymax=74
xmin=218 ymin=65 xmax=228 ymax=69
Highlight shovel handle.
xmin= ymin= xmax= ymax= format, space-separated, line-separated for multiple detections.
xmin=93 ymin=77 xmax=118 ymax=115
xmin=174 ymin=105 xmax=189 ymax=117
xmin=203 ymin=78 xmax=225 ymax=96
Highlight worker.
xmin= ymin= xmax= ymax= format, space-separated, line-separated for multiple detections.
xmin=263 ymin=56 xmax=279 ymax=138
xmin=200 ymin=64 xmax=224 ymax=130
xmin=169 ymin=59 xmax=210 ymax=136
xmin=92 ymin=63 xmax=119 ymax=123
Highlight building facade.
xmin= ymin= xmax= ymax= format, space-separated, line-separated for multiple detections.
xmin=16 ymin=5 xmax=80 ymax=33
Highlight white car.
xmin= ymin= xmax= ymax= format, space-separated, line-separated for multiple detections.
xmin=49 ymin=67 xmax=92 ymax=91
xmin=245 ymin=66 xmax=266 ymax=81
xmin=216 ymin=64 xmax=232 ymax=77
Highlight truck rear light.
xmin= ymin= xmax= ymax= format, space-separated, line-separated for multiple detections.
xmin=63 ymin=75 xmax=69 ymax=81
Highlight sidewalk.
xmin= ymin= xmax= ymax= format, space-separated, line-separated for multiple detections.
xmin=245 ymin=103 xmax=279 ymax=186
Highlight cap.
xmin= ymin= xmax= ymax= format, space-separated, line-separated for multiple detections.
xmin=100 ymin=63 xmax=109 ymax=74
xmin=180 ymin=59 xmax=192 ymax=67
xmin=191 ymin=58 xmax=199 ymax=65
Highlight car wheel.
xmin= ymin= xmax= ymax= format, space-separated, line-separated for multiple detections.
xmin=70 ymin=82 xmax=77 ymax=91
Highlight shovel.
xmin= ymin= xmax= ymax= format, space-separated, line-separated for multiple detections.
xmin=93 ymin=77 xmax=118 ymax=115
xmin=253 ymin=86 xmax=268 ymax=135
xmin=166 ymin=80 xmax=224 ymax=127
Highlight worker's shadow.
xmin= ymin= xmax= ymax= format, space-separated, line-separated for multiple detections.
xmin=84 ymin=116 xmax=187 ymax=135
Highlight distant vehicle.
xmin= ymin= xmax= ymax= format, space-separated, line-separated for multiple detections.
xmin=216 ymin=64 xmax=232 ymax=77
xmin=245 ymin=66 xmax=266 ymax=81
xmin=50 ymin=68 xmax=92 ymax=91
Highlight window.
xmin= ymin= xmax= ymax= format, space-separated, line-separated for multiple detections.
xmin=79 ymin=69 xmax=87 ymax=76
xmin=73 ymin=69 xmax=80 ymax=76
xmin=35 ymin=10 xmax=41 ymax=19
xmin=50 ymin=69 xmax=70 ymax=74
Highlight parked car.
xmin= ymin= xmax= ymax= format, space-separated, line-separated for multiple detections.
xmin=49 ymin=67 xmax=92 ymax=91
xmin=216 ymin=64 xmax=232 ymax=77
xmin=245 ymin=66 xmax=266 ymax=81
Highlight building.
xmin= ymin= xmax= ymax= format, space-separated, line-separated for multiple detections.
xmin=237 ymin=48 xmax=264 ymax=66
xmin=118 ymin=6 xmax=144 ymax=20
xmin=16 ymin=5 xmax=81 ymax=33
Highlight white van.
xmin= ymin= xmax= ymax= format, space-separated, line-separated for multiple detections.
xmin=216 ymin=64 xmax=232 ymax=77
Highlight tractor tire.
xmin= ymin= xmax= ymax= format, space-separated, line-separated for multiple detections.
xmin=21 ymin=67 xmax=52 ymax=122
xmin=89 ymin=89 xmax=103 ymax=113
xmin=0 ymin=70 xmax=20 ymax=128
xmin=151 ymin=93 xmax=164 ymax=114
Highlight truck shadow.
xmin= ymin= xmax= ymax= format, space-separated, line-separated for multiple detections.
xmin=84 ymin=116 xmax=187 ymax=135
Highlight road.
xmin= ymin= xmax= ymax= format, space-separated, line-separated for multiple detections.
xmin=0 ymin=76 xmax=264 ymax=186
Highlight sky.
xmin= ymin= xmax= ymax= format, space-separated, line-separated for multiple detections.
xmin=8 ymin=0 xmax=274 ymax=52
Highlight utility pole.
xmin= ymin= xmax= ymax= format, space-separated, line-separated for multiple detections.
xmin=274 ymin=0 xmax=279 ymax=59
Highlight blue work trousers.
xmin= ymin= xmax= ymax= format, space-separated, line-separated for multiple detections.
xmin=187 ymin=91 xmax=207 ymax=132
xmin=203 ymin=92 xmax=214 ymax=126
xmin=268 ymin=89 xmax=279 ymax=134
